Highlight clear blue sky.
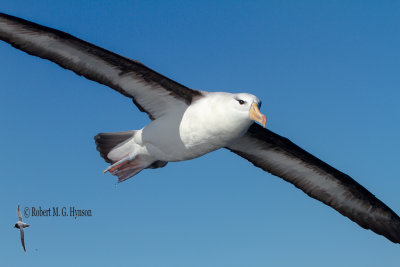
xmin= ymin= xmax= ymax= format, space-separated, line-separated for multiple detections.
xmin=1 ymin=1 xmax=399 ymax=266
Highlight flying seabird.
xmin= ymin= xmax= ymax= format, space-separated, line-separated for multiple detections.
xmin=1 ymin=13 xmax=399 ymax=244
xmin=14 ymin=204 xmax=30 ymax=252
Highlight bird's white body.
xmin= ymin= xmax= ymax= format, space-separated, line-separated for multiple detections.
xmin=144 ymin=92 xmax=256 ymax=161
xmin=108 ymin=92 xmax=259 ymax=167
xmin=14 ymin=221 xmax=29 ymax=229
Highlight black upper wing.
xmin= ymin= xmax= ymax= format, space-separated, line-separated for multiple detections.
xmin=226 ymin=123 xmax=400 ymax=243
xmin=0 ymin=13 xmax=202 ymax=120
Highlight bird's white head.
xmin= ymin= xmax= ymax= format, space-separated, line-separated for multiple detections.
xmin=191 ymin=92 xmax=266 ymax=139
xmin=231 ymin=93 xmax=266 ymax=127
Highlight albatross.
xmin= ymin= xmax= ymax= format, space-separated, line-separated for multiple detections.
xmin=1 ymin=12 xmax=399 ymax=244
xmin=14 ymin=204 xmax=30 ymax=252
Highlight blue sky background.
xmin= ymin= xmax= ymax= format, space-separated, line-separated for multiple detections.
xmin=1 ymin=1 xmax=399 ymax=266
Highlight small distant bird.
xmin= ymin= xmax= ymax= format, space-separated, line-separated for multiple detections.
xmin=14 ymin=204 xmax=30 ymax=252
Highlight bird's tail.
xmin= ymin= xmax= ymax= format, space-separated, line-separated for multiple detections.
xmin=94 ymin=130 xmax=168 ymax=182
xmin=94 ymin=130 xmax=137 ymax=163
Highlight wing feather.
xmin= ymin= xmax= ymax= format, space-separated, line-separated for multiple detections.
xmin=0 ymin=13 xmax=202 ymax=120
xmin=19 ymin=227 xmax=26 ymax=252
xmin=17 ymin=204 xmax=22 ymax=221
xmin=227 ymin=123 xmax=400 ymax=243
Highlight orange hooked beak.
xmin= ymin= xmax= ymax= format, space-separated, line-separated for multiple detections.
xmin=249 ymin=102 xmax=266 ymax=127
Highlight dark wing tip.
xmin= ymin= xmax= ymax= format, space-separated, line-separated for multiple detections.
xmin=228 ymin=123 xmax=400 ymax=244
xmin=0 ymin=12 xmax=202 ymax=121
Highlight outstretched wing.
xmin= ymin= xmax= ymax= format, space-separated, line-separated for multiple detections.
xmin=0 ymin=13 xmax=202 ymax=120
xmin=16 ymin=204 xmax=22 ymax=222
xmin=226 ymin=123 xmax=400 ymax=243
xmin=19 ymin=227 xmax=26 ymax=252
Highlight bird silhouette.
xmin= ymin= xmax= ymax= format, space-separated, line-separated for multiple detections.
xmin=14 ymin=204 xmax=30 ymax=252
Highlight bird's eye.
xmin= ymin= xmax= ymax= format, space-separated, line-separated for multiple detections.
xmin=237 ymin=99 xmax=245 ymax=105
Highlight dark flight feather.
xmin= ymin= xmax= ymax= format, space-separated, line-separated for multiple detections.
xmin=227 ymin=123 xmax=400 ymax=243
xmin=0 ymin=12 xmax=202 ymax=120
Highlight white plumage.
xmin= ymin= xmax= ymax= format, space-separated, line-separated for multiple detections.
xmin=103 ymin=92 xmax=263 ymax=181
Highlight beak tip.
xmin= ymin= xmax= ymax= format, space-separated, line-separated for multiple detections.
xmin=262 ymin=115 xmax=267 ymax=128
xmin=249 ymin=102 xmax=267 ymax=127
